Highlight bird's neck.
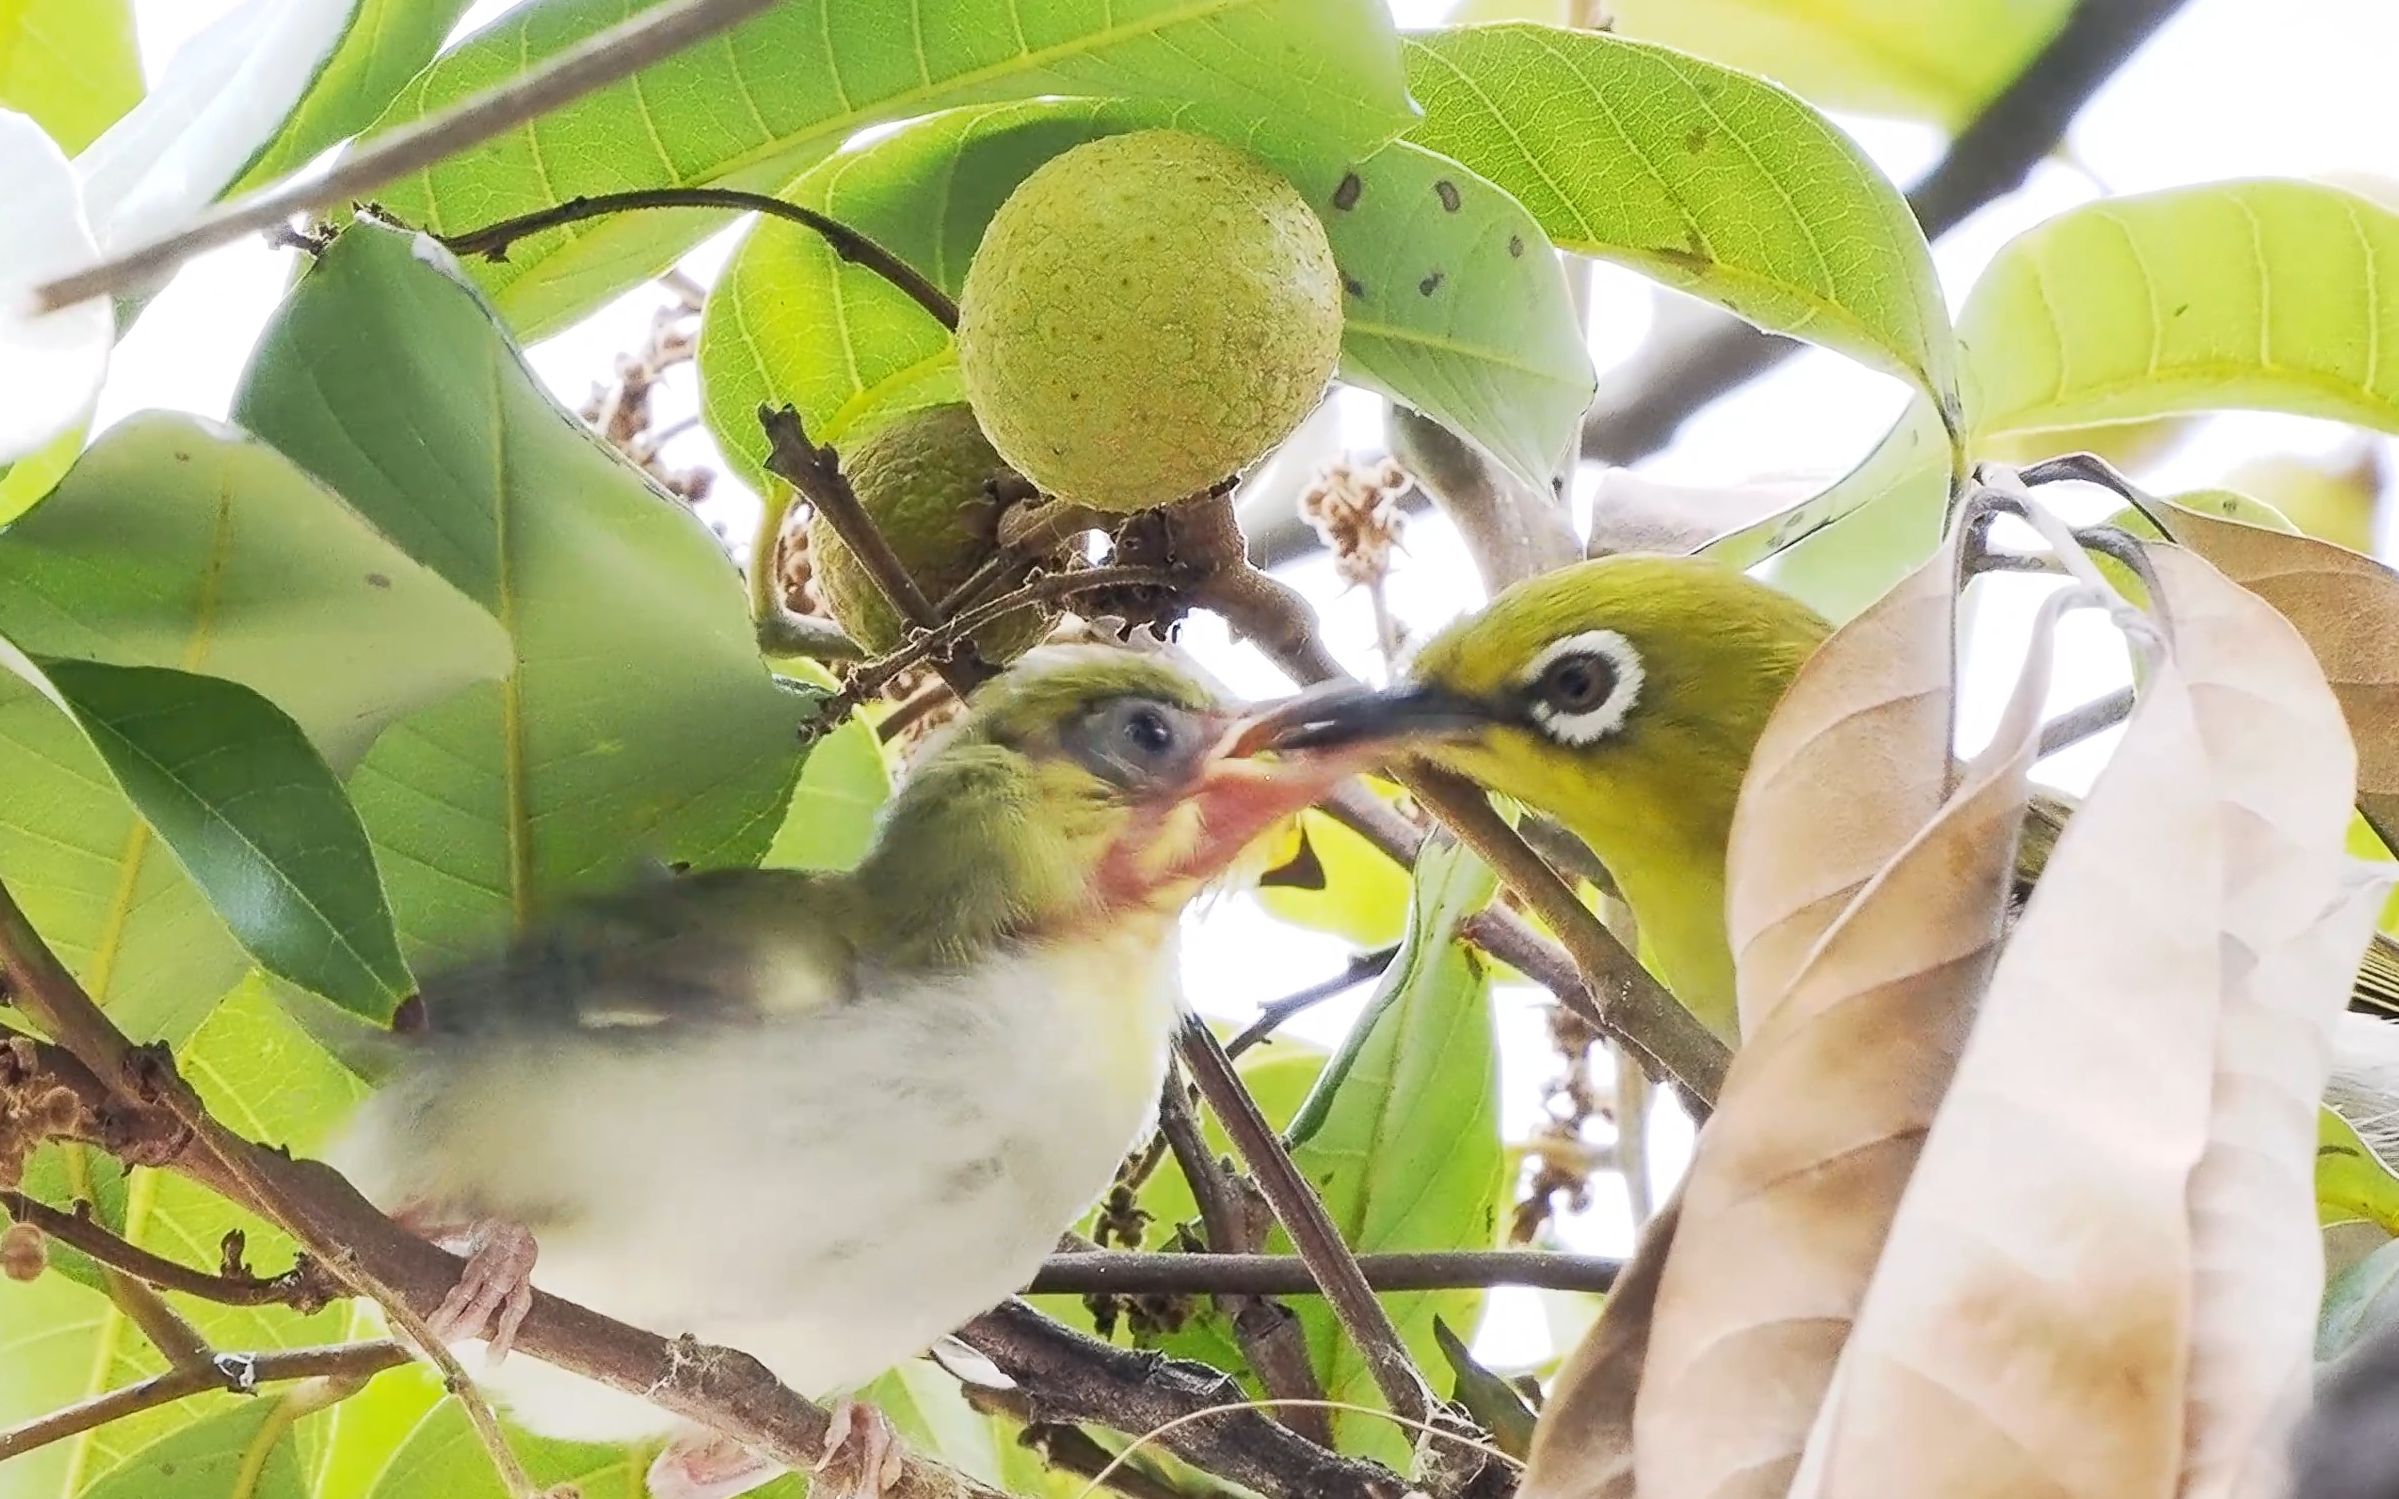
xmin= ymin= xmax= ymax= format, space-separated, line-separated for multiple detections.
xmin=1563 ymin=761 xmax=1745 ymax=1040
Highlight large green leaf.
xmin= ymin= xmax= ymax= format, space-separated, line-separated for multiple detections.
xmin=0 ymin=0 xmax=141 ymax=153
xmin=1405 ymin=24 xmax=1959 ymax=423
xmin=1960 ymin=180 xmax=2399 ymax=441
xmin=233 ymin=224 xmax=808 ymax=972
xmin=699 ymin=98 xmax=1590 ymax=493
xmin=369 ymin=0 xmax=1414 ymax=338
xmin=0 ymin=647 xmax=411 ymax=1019
xmin=77 ymin=1398 xmax=309 ymax=1499
xmin=0 ymin=412 xmax=509 ymax=1040
xmin=1285 ymin=834 xmax=1504 ymax=1464
xmin=1598 ymin=0 xmax=2071 ymax=127
xmin=1730 ymin=394 xmax=1953 ymax=622
xmin=232 ymin=0 xmax=480 ymax=192
xmin=3 ymin=983 xmax=369 ymax=1499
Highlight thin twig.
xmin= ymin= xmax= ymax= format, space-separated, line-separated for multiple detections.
xmin=1226 ymin=945 xmax=1400 ymax=1058
xmin=98 ymin=1269 xmax=213 ymax=1368
xmin=2037 ymin=685 xmax=2134 ymax=760
xmin=961 ymin=1300 xmax=1407 ymax=1499
xmin=844 ymin=564 xmax=1190 ymax=699
xmin=1152 ymin=1072 xmax=1331 ymax=1446
xmin=439 ymin=188 xmax=957 ymax=331
xmin=1 ymin=1191 xmax=330 ymax=1309
xmin=1029 ymin=1249 xmax=1622 ymax=1296
xmin=876 ymin=679 xmax=959 ymax=743
xmin=33 ymin=0 xmax=777 ymax=310
xmin=1176 ymin=1020 xmax=1434 ymax=1430
xmin=0 ymin=1341 xmax=409 ymax=1461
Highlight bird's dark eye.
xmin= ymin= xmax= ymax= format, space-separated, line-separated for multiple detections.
xmin=1537 ymin=654 xmax=1614 ymax=713
xmin=1066 ymin=697 xmax=1203 ymax=788
xmin=1516 ymin=629 xmax=1646 ymax=746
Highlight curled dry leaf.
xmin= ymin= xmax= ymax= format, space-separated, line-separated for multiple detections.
xmin=1724 ymin=532 xmax=1960 ymax=1037
xmin=1632 ymin=580 xmax=2061 ymax=1499
xmin=1518 ymin=1194 xmax=1682 ymax=1499
xmin=1797 ymin=544 xmax=2375 ymax=1499
xmin=2140 ymin=499 xmax=2399 ymax=845
xmin=2152 ymin=546 xmax=2390 ymax=1499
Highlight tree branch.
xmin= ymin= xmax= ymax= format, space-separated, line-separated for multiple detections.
xmin=1030 ymin=1249 xmax=1621 ymax=1296
xmin=439 ymin=188 xmax=958 ymax=332
xmin=1226 ymin=944 xmax=1399 ymax=1058
xmin=961 ymin=1299 xmax=1408 ymax=1499
xmin=1151 ymin=1071 xmax=1330 ymax=1445
xmin=1 ymin=1190 xmax=332 ymax=1310
xmin=33 ymin=0 xmax=777 ymax=311
xmin=0 ymin=1341 xmax=410 ymax=1462
xmin=1176 ymin=1019 xmax=1434 ymax=1430
xmin=757 ymin=404 xmax=986 ymax=701
xmin=1578 ymin=0 xmax=2191 ymax=465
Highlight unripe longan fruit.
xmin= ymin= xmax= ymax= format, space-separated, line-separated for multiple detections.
xmin=957 ymin=130 xmax=1342 ymax=512
xmin=809 ymin=404 xmax=1051 ymax=662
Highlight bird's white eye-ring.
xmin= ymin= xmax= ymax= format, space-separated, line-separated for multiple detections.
xmin=1516 ymin=630 xmax=1644 ymax=746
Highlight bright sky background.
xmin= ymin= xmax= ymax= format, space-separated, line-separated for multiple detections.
xmin=105 ymin=0 xmax=2399 ymax=1371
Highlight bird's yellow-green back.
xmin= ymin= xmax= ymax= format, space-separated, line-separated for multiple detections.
xmin=1407 ymin=555 xmax=1830 ymax=1035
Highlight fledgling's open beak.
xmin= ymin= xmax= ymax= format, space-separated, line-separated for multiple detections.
xmin=1223 ymin=679 xmax=1494 ymax=759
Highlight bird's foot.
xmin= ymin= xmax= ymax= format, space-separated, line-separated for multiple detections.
xmin=646 ymin=1430 xmax=777 ymax=1499
xmin=814 ymin=1398 xmax=905 ymax=1499
xmin=419 ymin=1217 xmax=539 ymax=1363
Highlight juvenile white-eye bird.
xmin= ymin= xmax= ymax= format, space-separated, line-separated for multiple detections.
xmin=1258 ymin=554 xmax=2399 ymax=1044
xmin=332 ymin=646 xmax=1394 ymax=1499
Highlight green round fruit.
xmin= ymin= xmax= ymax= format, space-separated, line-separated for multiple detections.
xmin=809 ymin=404 xmax=1052 ymax=662
xmin=956 ymin=129 xmax=1343 ymax=512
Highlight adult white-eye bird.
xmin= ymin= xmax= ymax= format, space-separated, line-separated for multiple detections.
xmin=1258 ymin=554 xmax=2399 ymax=1045
xmin=332 ymin=646 xmax=1393 ymax=1499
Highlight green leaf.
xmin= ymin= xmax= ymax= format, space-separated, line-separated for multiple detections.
xmin=1600 ymin=0 xmax=2074 ymax=127
xmin=765 ymin=692 xmax=891 ymax=875
xmin=1960 ymin=180 xmax=2399 ymax=441
xmin=0 ymin=650 xmax=412 ymax=1018
xmin=1404 ymin=24 xmax=1959 ymax=422
xmin=2321 ymin=1235 xmax=2399 ymax=1363
xmin=0 ymin=412 xmax=508 ymax=1039
xmin=367 ymin=1402 xmax=651 ymax=1499
xmin=2322 ymin=1104 xmax=2399 ymax=1234
xmin=0 ymin=0 xmax=141 ymax=153
xmin=370 ymin=0 xmax=1413 ymax=338
xmin=1432 ymin=1315 xmax=1538 ymax=1459
xmin=1252 ymin=807 xmax=1412 ymax=948
xmin=233 ymin=223 xmax=808 ymax=971
xmin=5 ymin=983 xmax=369 ymax=1497
xmin=1285 ymin=834 xmax=1504 ymax=1463
xmin=232 ymin=0 xmax=480 ymax=192
xmin=79 ymin=1396 xmax=309 ymax=1499
xmin=1727 ymin=395 xmax=1953 ymax=622
xmin=699 ymin=99 xmax=1590 ymax=494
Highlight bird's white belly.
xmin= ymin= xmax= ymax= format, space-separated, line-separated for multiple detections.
xmin=344 ymin=939 xmax=1181 ymax=1442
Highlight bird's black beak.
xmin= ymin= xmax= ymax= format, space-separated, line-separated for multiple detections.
xmin=1227 ymin=680 xmax=1494 ymax=758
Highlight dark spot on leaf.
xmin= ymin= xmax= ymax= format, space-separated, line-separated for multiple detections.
xmin=1419 ymin=270 xmax=1445 ymax=296
xmin=172 ymin=451 xmax=191 ymax=463
xmin=2172 ymin=302 xmax=2191 ymax=318
xmin=1684 ymin=125 xmax=1710 ymax=154
xmin=1508 ymin=235 xmax=1524 ymax=258
xmin=1434 ymin=179 xmax=1462 ymax=212
xmin=1332 ymin=172 xmax=1363 ymax=211
xmin=365 ymin=572 xmax=391 ymax=589
xmin=1342 ymin=274 xmax=1366 ymax=299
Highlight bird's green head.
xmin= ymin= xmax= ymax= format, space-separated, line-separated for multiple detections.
xmin=1256 ymin=555 xmax=1831 ymax=870
xmin=855 ymin=645 xmax=1395 ymax=967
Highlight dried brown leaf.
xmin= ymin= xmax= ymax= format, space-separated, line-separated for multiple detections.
xmin=1799 ymin=657 xmax=2219 ymax=1499
xmin=1518 ymin=1196 xmax=1683 ymax=1499
xmin=1725 ymin=536 xmax=1958 ymax=1037
xmin=2154 ymin=546 xmax=2387 ymax=1499
xmin=1631 ymin=590 xmax=2058 ymax=1499
xmin=2148 ymin=500 xmax=2399 ymax=843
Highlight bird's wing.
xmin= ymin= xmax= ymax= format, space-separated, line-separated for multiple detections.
xmin=415 ymin=868 xmax=860 ymax=1035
